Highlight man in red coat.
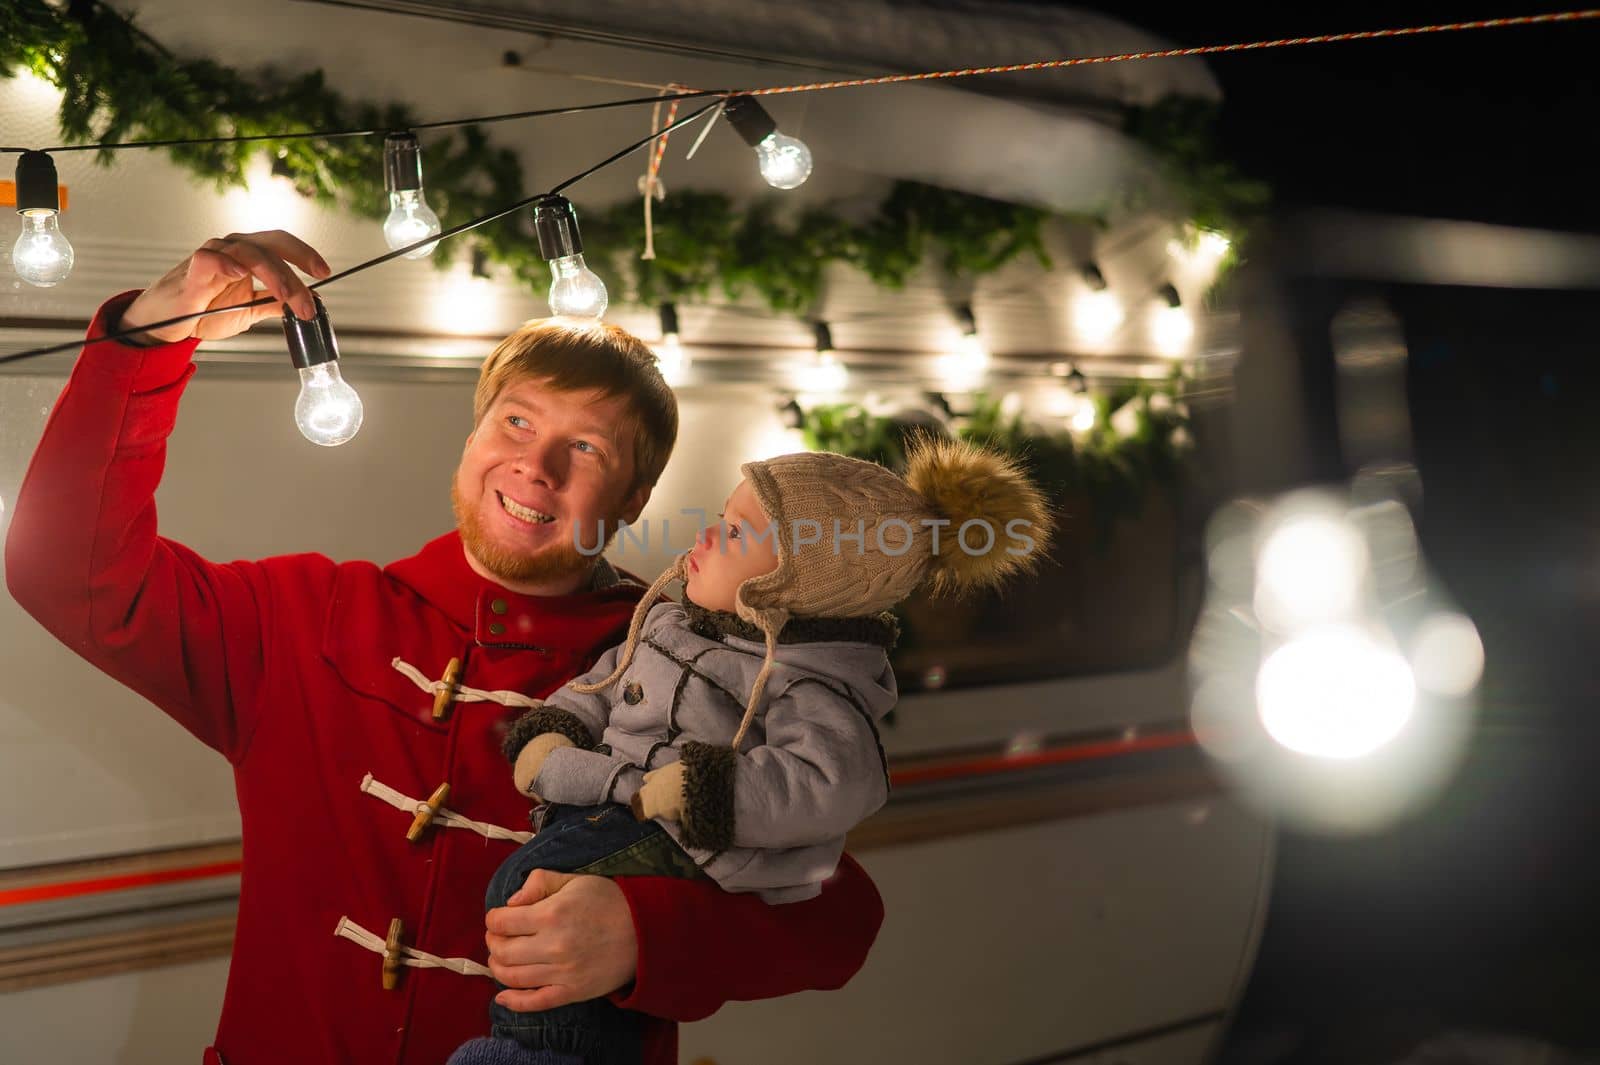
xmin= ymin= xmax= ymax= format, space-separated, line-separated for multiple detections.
xmin=3 ymin=231 xmax=884 ymax=1065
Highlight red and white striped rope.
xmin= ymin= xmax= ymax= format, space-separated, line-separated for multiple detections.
xmin=739 ymin=10 xmax=1600 ymax=97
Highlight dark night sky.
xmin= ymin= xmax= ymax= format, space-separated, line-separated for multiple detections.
xmin=1062 ymin=3 xmax=1600 ymax=233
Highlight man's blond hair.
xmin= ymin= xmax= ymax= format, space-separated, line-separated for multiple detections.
xmin=474 ymin=318 xmax=678 ymax=492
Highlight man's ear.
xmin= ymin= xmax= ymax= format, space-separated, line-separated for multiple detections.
xmin=620 ymin=483 xmax=653 ymax=526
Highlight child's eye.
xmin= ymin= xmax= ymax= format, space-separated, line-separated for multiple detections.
xmin=506 ymin=415 xmax=529 ymax=429
xmin=574 ymin=440 xmax=595 ymax=453
xmin=728 ymin=524 xmax=741 ymax=539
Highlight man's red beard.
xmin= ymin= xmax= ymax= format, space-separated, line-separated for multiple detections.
xmin=452 ymin=483 xmax=618 ymax=586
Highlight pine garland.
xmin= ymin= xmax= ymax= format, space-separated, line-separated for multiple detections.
xmin=799 ymin=373 xmax=1194 ymax=546
xmin=3 ymin=0 xmax=1265 ymax=313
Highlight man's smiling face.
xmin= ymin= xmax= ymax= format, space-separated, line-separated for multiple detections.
xmin=452 ymin=377 xmax=649 ymax=595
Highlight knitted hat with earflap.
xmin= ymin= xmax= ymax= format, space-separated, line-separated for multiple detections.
xmin=570 ymin=437 xmax=1053 ymax=753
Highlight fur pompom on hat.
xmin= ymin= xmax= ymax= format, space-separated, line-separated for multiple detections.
xmin=905 ymin=436 xmax=1055 ymax=598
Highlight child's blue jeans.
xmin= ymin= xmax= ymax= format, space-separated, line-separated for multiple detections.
xmin=482 ymin=801 xmax=707 ymax=1065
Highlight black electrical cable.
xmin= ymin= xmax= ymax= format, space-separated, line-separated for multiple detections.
xmin=0 ymin=88 xmax=725 ymax=157
xmin=0 ymin=99 xmax=724 ymax=365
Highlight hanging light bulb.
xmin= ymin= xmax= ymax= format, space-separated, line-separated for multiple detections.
xmin=1073 ymin=262 xmax=1122 ymax=345
xmin=283 ymin=295 xmax=364 ymax=447
xmin=1071 ymin=398 xmax=1098 ymax=433
xmin=655 ymin=302 xmax=689 ymax=385
xmin=937 ymin=303 xmax=989 ymax=390
xmin=796 ymin=321 xmax=848 ymax=394
xmin=381 ymin=132 xmax=441 ymax=260
xmin=532 ymin=195 xmax=608 ymax=318
xmin=11 ymin=151 xmax=74 ymax=287
xmin=1198 ymin=229 xmax=1232 ymax=258
xmin=722 ymin=95 xmax=813 ymax=190
xmin=1152 ymin=283 xmax=1194 ymax=358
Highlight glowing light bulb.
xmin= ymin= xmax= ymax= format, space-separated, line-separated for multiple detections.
xmin=723 ymin=95 xmax=814 ymax=190
xmin=382 ymin=131 xmax=441 ymax=259
xmin=11 ymin=151 xmax=73 ymax=287
xmin=652 ymin=302 xmax=688 ymax=385
xmin=1071 ymin=401 xmax=1097 ymax=433
xmin=283 ymin=295 xmax=363 ymax=447
xmin=1074 ymin=290 xmax=1123 ymax=344
xmin=754 ymin=132 xmax=813 ymax=190
xmin=383 ymin=190 xmax=441 ymax=259
xmin=656 ymin=333 xmax=688 ymax=385
xmin=1154 ymin=306 xmax=1194 ymax=357
xmin=1255 ymin=510 xmax=1369 ymax=631
xmin=798 ymin=352 xmax=848 ymax=394
xmin=1152 ymin=283 xmax=1193 ymax=358
xmin=295 ymin=363 xmax=364 ymax=447
xmin=937 ymin=304 xmax=988 ymax=390
xmin=533 ymin=195 xmax=608 ymax=319
xmin=548 ymin=254 xmax=608 ymax=318
xmin=1257 ymin=624 xmax=1416 ymax=759
xmin=13 ymin=211 xmax=73 ymax=287
xmin=796 ymin=321 xmax=847 ymax=394
xmin=1199 ymin=230 xmax=1232 ymax=257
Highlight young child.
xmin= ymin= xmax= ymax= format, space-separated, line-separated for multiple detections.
xmin=449 ymin=437 xmax=1052 ymax=1065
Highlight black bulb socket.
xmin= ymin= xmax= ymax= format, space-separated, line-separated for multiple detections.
xmin=533 ymin=195 xmax=583 ymax=260
xmin=723 ymin=95 xmax=778 ymax=148
xmin=15 ymin=151 xmax=60 ymax=214
xmin=283 ymin=295 xmax=341 ymax=370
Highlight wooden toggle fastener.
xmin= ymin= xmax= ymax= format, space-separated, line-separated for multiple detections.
xmin=406 ymin=782 xmax=452 ymax=843
xmin=381 ymin=918 xmax=405 ymax=990
xmin=431 ymin=657 xmax=462 ymax=722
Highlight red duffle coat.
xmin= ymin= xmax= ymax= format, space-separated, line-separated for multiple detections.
xmin=3 ymin=292 xmax=884 ymax=1065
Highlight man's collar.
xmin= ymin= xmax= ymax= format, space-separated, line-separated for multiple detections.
xmin=384 ymin=532 xmax=646 ymax=651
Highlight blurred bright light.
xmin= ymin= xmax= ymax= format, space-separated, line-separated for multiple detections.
xmin=654 ymin=332 xmax=689 ymax=387
xmin=1073 ymin=290 xmax=1124 ymax=344
xmin=1168 ymin=228 xmax=1232 ymax=269
xmin=1071 ymin=401 xmax=1097 ymax=433
xmin=795 ymin=352 xmax=848 ymax=396
xmin=1152 ymin=305 xmax=1195 ymax=358
xmin=224 ymin=160 xmax=307 ymax=233
xmin=935 ymin=337 xmax=988 ymax=391
xmin=1410 ymin=611 xmax=1485 ymax=697
xmin=10 ymin=68 xmax=62 ymax=106
xmin=429 ymin=270 xmax=500 ymax=335
xmin=1257 ymin=625 xmax=1416 ymax=759
xmin=1199 ymin=230 xmax=1232 ymax=257
xmin=1255 ymin=511 xmax=1369 ymax=631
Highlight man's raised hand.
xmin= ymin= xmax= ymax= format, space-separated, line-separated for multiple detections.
xmin=119 ymin=231 xmax=332 ymax=344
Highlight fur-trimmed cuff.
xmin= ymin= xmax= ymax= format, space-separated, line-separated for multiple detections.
xmin=678 ymin=741 xmax=737 ymax=852
xmin=501 ymin=707 xmax=595 ymax=763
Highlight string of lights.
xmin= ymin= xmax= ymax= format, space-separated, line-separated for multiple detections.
xmin=0 ymin=100 xmax=723 ymax=368
xmin=4 ymin=7 xmax=1593 ymax=444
